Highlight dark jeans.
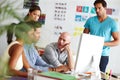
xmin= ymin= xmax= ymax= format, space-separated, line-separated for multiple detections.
xmin=99 ymin=56 xmax=109 ymax=72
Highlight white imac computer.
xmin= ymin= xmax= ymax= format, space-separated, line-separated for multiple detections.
xmin=74 ymin=33 xmax=104 ymax=73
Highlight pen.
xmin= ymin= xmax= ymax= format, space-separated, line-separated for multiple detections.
xmin=109 ymin=70 xmax=112 ymax=80
xmin=111 ymin=74 xmax=118 ymax=78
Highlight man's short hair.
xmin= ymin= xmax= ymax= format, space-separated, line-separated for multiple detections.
xmin=94 ymin=0 xmax=107 ymax=8
xmin=15 ymin=22 xmax=32 ymax=39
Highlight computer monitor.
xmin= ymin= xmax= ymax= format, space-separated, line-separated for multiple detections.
xmin=74 ymin=33 xmax=104 ymax=73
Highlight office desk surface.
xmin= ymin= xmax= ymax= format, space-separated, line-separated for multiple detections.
xmin=1 ymin=72 xmax=119 ymax=80
xmin=1 ymin=76 xmax=27 ymax=80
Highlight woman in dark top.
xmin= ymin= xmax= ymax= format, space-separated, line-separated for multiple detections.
xmin=7 ymin=5 xmax=41 ymax=44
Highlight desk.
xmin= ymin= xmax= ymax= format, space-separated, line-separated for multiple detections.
xmin=1 ymin=72 xmax=119 ymax=80
xmin=78 ymin=72 xmax=120 ymax=80
xmin=1 ymin=76 xmax=27 ymax=80
xmin=36 ymin=71 xmax=119 ymax=80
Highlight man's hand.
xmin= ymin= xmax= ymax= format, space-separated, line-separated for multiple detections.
xmin=56 ymin=65 xmax=70 ymax=72
xmin=49 ymin=65 xmax=70 ymax=72
xmin=61 ymin=43 xmax=70 ymax=52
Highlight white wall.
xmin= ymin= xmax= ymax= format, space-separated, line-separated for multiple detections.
xmin=107 ymin=45 xmax=120 ymax=73
xmin=0 ymin=0 xmax=24 ymax=55
xmin=104 ymin=0 xmax=120 ymax=74
xmin=0 ymin=33 xmax=7 ymax=56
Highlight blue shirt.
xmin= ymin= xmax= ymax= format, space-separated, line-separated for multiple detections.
xmin=84 ymin=16 xmax=119 ymax=56
xmin=23 ymin=44 xmax=52 ymax=72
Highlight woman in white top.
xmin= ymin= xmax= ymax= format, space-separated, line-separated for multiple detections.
xmin=6 ymin=22 xmax=34 ymax=77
